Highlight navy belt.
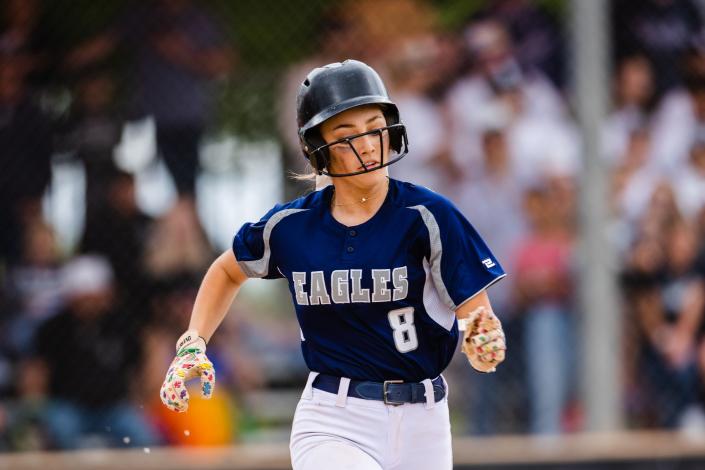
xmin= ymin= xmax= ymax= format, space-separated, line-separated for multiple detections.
xmin=312 ymin=374 xmax=446 ymax=405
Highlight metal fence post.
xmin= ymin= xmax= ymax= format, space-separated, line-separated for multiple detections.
xmin=570 ymin=0 xmax=624 ymax=432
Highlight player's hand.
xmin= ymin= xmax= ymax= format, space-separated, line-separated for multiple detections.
xmin=160 ymin=329 xmax=215 ymax=413
xmin=459 ymin=306 xmax=506 ymax=373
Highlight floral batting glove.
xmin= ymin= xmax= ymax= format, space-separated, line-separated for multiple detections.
xmin=458 ymin=306 xmax=506 ymax=373
xmin=160 ymin=329 xmax=215 ymax=413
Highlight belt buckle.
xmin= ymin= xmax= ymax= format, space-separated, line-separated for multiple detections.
xmin=383 ymin=380 xmax=404 ymax=405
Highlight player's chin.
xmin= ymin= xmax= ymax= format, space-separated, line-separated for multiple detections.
xmin=352 ymin=165 xmax=388 ymax=182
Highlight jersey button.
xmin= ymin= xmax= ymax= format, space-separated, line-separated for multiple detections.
xmin=349 ymin=230 xmax=357 ymax=237
xmin=346 ymin=246 xmax=354 ymax=253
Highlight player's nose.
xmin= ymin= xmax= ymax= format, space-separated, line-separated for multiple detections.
xmin=353 ymin=133 xmax=377 ymax=156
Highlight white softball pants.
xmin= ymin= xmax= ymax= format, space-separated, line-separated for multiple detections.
xmin=290 ymin=372 xmax=453 ymax=470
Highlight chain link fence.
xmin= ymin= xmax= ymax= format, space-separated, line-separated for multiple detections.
xmin=1 ymin=0 xmax=705 ymax=454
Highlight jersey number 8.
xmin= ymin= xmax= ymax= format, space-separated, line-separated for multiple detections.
xmin=387 ymin=307 xmax=419 ymax=353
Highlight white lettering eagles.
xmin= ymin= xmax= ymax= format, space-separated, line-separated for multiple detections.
xmin=291 ymin=267 xmax=408 ymax=305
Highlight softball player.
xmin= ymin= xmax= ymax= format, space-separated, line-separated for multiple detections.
xmin=160 ymin=60 xmax=507 ymax=470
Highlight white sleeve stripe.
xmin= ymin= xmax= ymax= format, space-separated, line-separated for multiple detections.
xmin=407 ymin=205 xmax=457 ymax=310
xmin=454 ymin=273 xmax=508 ymax=311
xmin=237 ymin=208 xmax=307 ymax=278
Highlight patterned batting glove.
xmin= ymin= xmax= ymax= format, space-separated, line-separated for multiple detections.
xmin=160 ymin=329 xmax=215 ymax=413
xmin=459 ymin=306 xmax=506 ymax=373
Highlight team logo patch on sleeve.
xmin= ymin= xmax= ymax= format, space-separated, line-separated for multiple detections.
xmin=481 ymin=258 xmax=496 ymax=269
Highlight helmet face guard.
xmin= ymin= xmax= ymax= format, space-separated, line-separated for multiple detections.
xmin=296 ymin=60 xmax=409 ymax=177
xmin=308 ymin=123 xmax=408 ymax=177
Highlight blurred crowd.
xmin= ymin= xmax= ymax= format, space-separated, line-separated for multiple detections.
xmin=1 ymin=0 xmax=705 ymax=452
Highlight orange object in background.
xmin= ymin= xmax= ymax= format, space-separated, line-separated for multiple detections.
xmin=149 ymin=390 xmax=237 ymax=446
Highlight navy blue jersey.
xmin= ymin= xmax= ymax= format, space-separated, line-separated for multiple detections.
xmin=233 ymin=179 xmax=505 ymax=382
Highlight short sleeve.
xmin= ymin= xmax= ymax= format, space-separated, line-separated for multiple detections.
xmin=232 ymin=205 xmax=284 ymax=280
xmin=232 ymin=205 xmax=307 ymax=280
xmin=411 ymin=198 xmax=506 ymax=310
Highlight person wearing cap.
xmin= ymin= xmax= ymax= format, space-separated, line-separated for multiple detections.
xmin=33 ymin=255 xmax=158 ymax=449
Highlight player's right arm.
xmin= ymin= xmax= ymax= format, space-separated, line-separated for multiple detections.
xmin=160 ymin=249 xmax=248 ymax=412
xmin=189 ymin=249 xmax=248 ymax=342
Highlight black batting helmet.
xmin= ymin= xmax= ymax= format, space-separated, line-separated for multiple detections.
xmin=296 ymin=59 xmax=408 ymax=176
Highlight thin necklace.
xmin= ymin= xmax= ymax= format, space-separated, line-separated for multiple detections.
xmin=332 ymin=178 xmax=389 ymax=207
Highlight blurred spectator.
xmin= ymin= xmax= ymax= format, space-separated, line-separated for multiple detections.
xmin=610 ymin=128 xmax=662 ymax=238
xmin=0 ymin=0 xmax=54 ymax=89
xmin=472 ymin=0 xmax=565 ymax=88
xmin=0 ymin=56 xmax=53 ymax=264
xmin=3 ymin=221 xmax=63 ymax=360
xmin=449 ymin=19 xmax=566 ymax=123
xmin=603 ymin=55 xmax=658 ymax=166
xmin=142 ymin=191 xmax=213 ymax=280
xmin=511 ymin=182 xmax=577 ymax=434
xmin=32 ymin=255 xmax=158 ymax=449
xmin=0 ymin=357 xmax=48 ymax=451
xmin=637 ymin=182 xmax=682 ymax=242
xmin=620 ymin=233 xmax=664 ymax=422
xmin=606 ymin=61 xmax=659 ymax=248
xmin=58 ymin=69 xmax=122 ymax=218
xmin=66 ymin=0 xmax=233 ymax=210
xmin=626 ymin=220 xmax=703 ymax=427
xmin=81 ymin=169 xmax=155 ymax=329
xmin=613 ymin=0 xmax=703 ymax=94
xmin=649 ymin=65 xmax=705 ymax=174
xmin=656 ymin=222 xmax=701 ymax=370
xmin=672 ymin=137 xmax=705 ymax=219
xmin=444 ymin=20 xmax=574 ymax=192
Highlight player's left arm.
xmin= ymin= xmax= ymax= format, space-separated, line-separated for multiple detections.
xmin=417 ymin=194 xmax=507 ymax=372
xmin=456 ymin=290 xmax=506 ymax=373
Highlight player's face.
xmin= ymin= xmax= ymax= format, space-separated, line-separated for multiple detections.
xmin=320 ymin=105 xmax=391 ymax=183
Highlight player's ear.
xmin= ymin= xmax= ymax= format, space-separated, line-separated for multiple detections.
xmin=310 ymin=149 xmax=328 ymax=174
xmin=380 ymin=105 xmax=406 ymax=154
xmin=388 ymin=125 xmax=405 ymax=154
xmin=302 ymin=129 xmax=330 ymax=174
